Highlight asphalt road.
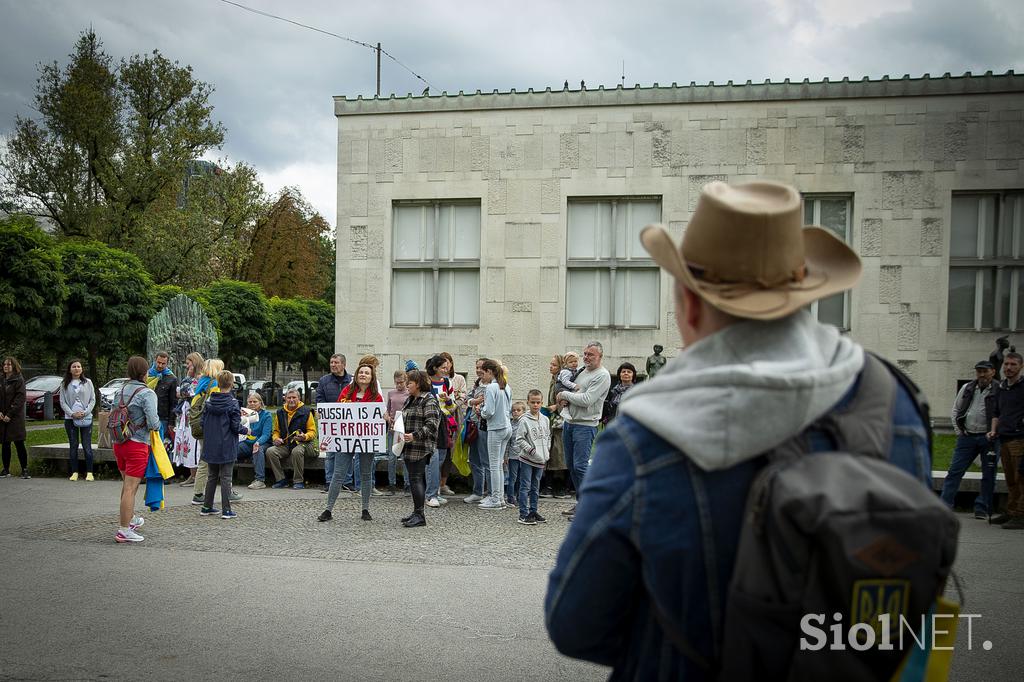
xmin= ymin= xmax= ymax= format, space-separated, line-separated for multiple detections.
xmin=0 ymin=477 xmax=1020 ymax=681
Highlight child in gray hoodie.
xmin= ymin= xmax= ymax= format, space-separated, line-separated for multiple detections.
xmin=515 ymin=389 xmax=551 ymax=525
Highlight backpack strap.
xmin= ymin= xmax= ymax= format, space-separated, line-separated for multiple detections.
xmin=867 ymin=351 xmax=933 ymax=455
xmin=769 ymin=353 xmax=898 ymax=464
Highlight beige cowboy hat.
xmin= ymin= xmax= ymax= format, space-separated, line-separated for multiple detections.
xmin=640 ymin=180 xmax=862 ymax=320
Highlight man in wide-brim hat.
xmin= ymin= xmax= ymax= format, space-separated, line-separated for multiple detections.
xmin=544 ymin=180 xmax=937 ymax=678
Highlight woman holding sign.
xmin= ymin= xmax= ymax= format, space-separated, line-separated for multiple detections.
xmin=319 ymin=364 xmax=382 ymax=523
xmin=399 ymin=370 xmax=441 ymax=528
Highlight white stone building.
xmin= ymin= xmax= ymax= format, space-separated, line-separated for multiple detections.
xmin=333 ymin=71 xmax=1024 ymax=418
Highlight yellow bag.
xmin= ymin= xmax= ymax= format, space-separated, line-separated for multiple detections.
xmin=150 ymin=432 xmax=175 ymax=480
xmin=889 ymin=596 xmax=959 ymax=682
xmin=451 ymin=429 xmax=471 ymax=477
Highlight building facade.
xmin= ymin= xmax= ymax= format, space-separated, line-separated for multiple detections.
xmin=334 ymin=71 xmax=1024 ymax=417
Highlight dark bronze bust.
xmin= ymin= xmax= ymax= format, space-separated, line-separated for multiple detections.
xmin=646 ymin=344 xmax=666 ymax=379
xmin=990 ymin=336 xmax=1012 ymax=380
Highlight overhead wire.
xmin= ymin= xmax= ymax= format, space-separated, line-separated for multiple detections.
xmin=217 ymin=0 xmax=433 ymax=91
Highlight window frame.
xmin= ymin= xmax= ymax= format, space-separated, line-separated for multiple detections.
xmin=565 ymin=195 xmax=662 ymax=330
xmin=390 ymin=199 xmax=481 ymax=329
xmin=802 ymin=193 xmax=853 ymax=332
xmin=947 ymin=191 xmax=1023 ymax=332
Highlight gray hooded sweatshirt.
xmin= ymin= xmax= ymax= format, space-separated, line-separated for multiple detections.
xmin=618 ymin=311 xmax=864 ymax=472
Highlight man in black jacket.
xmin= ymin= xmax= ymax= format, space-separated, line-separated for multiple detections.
xmin=316 ymin=353 xmax=351 ymax=491
xmin=150 ymin=351 xmax=178 ymax=440
xmin=989 ymin=352 xmax=1024 ymax=529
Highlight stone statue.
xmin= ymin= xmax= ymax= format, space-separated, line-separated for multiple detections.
xmin=990 ymin=335 xmax=1013 ymax=380
xmin=646 ymin=344 xmax=667 ymax=379
xmin=147 ymin=294 xmax=219 ymax=376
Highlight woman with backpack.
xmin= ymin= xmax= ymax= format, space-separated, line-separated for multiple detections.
xmin=319 ymin=363 xmax=382 ymax=523
xmin=60 ymin=359 xmax=96 ymax=481
xmin=112 ymin=356 xmax=161 ymax=543
xmin=0 ymin=357 xmax=29 ymax=479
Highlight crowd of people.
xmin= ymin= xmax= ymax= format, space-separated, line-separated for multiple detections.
xmin=26 ymin=340 xmax=638 ymax=542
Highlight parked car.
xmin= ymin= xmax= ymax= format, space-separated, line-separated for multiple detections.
xmin=24 ymin=375 xmax=63 ymax=420
xmin=240 ymin=380 xmax=281 ymax=406
xmin=99 ymin=377 xmax=130 ymax=411
xmin=280 ymin=380 xmax=318 ymax=403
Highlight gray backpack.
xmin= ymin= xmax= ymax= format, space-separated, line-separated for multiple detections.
xmin=712 ymin=355 xmax=959 ymax=680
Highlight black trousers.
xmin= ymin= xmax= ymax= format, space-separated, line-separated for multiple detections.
xmin=406 ymin=457 xmax=427 ymax=517
xmin=2 ymin=440 xmax=28 ymax=472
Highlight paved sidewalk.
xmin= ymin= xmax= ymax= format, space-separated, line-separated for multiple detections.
xmin=0 ymin=477 xmax=1021 ymax=680
xmin=0 ymin=477 xmax=601 ymax=681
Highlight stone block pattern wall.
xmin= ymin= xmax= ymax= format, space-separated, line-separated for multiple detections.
xmin=337 ymin=90 xmax=1024 ymax=414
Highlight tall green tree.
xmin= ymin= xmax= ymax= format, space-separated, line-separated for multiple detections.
xmin=48 ymin=241 xmax=154 ymax=395
xmin=1 ymin=30 xmax=224 ymax=246
xmin=132 ymin=160 xmax=268 ymax=286
xmin=191 ymin=280 xmax=270 ymax=370
xmin=0 ymin=216 xmax=67 ymax=347
xmin=266 ymin=297 xmax=313 ymax=390
xmin=300 ymin=298 xmax=335 ymax=390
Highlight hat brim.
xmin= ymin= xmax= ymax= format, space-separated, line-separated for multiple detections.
xmin=640 ymin=224 xmax=862 ymax=321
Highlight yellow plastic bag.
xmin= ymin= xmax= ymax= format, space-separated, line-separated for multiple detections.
xmin=451 ymin=429 xmax=471 ymax=477
xmin=150 ymin=432 xmax=175 ymax=480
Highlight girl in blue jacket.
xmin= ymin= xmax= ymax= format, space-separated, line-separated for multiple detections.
xmin=200 ymin=371 xmax=249 ymax=519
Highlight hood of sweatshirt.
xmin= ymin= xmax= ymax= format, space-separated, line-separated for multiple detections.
xmin=204 ymin=392 xmax=237 ymax=415
xmin=618 ymin=311 xmax=864 ymax=472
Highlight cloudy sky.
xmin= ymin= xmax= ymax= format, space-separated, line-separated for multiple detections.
xmin=1 ymin=0 xmax=1021 ymax=226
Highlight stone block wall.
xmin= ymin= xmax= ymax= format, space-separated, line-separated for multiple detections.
xmin=336 ymin=79 xmax=1024 ymax=415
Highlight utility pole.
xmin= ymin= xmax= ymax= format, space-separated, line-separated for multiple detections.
xmin=376 ymin=42 xmax=381 ymax=97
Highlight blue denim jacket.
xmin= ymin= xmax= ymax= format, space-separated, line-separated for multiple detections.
xmin=544 ymin=374 xmax=931 ymax=681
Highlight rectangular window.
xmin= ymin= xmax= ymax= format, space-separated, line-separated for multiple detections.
xmin=803 ymin=194 xmax=853 ymax=330
xmin=948 ymin=192 xmax=1023 ymax=331
xmin=391 ymin=200 xmax=481 ymax=327
xmin=566 ymin=197 xmax=661 ymax=328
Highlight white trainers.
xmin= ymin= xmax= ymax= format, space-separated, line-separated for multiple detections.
xmin=464 ymin=493 xmax=483 ymax=504
xmin=129 ymin=515 xmax=145 ymax=530
xmin=426 ymin=497 xmax=441 ymax=508
xmin=115 ymin=528 xmax=144 ymax=543
xmin=247 ymin=480 xmax=266 ymax=490
xmin=437 ymin=497 xmax=449 ymax=505
xmin=371 ymin=488 xmax=385 ymax=497
xmin=479 ymin=499 xmax=504 ymax=510
xmin=69 ymin=473 xmax=78 ymax=481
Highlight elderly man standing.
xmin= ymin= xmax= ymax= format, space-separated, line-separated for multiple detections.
xmin=556 ymin=341 xmax=610 ymax=519
xmin=941 ymin=360 xmax=998 ymax=518
xmin=265 ymin=388 xmax=316 ymax=489
xmin=316 ymin=353 xmax=351 ymax=492
xmin=545 ymin=180 xmax=953 ymax=679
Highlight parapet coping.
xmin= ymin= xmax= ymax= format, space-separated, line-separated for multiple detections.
xmin=334 ymin=70 xmax=1022 ymax=116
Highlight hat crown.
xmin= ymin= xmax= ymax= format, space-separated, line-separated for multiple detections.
xmin=682 ymin=181 xmax=806 ymax=286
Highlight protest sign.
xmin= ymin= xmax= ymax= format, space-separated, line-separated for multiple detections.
xmin=316 ymin=402 xmax=388 ymax=454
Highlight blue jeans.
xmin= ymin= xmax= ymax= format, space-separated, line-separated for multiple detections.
xmin=426 ymin=448 xmax=447 ymax=500
xmin=469 ymin=427 xmax=489 ymax=496
xmin=562 ymin=422 xmax=597 ymax=500
xmin=486 ymin=427 xmax=511 ymax=504
xmin=506 ymin=459 xmax=522 ymax=502
xmin=64 ymin=419 xmax=94 ymax=474
xmin=237 ymin=441 xmax=267 ymax=481
xmin=940 ymin=433 xmax=997 ymax=514
xmin=325 ymin=451 xmax=336 ymax=487
xmin=326 ymin=451 xmax=372 ymax=511
xmin=518 ymin=462 xmax=543 ymax=518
